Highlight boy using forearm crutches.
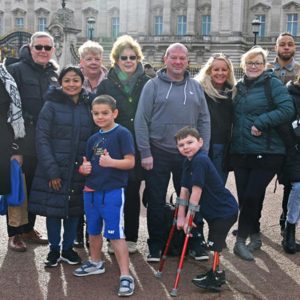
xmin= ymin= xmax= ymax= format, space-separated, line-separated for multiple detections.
xmin=175 ymin=126 xmax=238 ymax=292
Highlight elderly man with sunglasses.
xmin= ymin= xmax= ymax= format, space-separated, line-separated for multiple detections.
xmin=5 ymin=31 xmax=59 ymax=252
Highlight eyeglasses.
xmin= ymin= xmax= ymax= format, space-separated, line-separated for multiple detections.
xmin=33 ymin=45 xmax=53 ymax=51
xmin=119 ymin=55 xmax=137 ymax=61
xmin=245 ymin=61 xmax=264 ymax=67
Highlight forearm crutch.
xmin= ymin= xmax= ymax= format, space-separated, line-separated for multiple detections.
xmin=155 ymin=197 xmax=188 ymax=278
xmin=169 ymin=203 xmax=200 ymax=297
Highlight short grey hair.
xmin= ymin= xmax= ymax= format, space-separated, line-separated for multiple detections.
xmin=30 ymin=31 xmax=54 ymax=46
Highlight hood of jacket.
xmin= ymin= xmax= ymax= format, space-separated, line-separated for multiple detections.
xmin=43 ymin=86 xmax=90 ymax=105
xmin=19 ymin=44 xmax=59 ymax=72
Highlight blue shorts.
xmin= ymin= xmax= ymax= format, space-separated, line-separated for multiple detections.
xmin=83 ymin=189 xmax=125 ymax=240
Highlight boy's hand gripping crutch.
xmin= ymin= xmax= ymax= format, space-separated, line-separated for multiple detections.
xmin=169 ymin=203 xmax=200 ymax=297
xmin=155 ymin=197 xmax=187 ymax=278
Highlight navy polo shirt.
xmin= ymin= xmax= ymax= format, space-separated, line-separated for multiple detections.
xmin=181 ymin=150 xmax=238 ymax=221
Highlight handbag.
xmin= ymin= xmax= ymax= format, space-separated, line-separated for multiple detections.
xmin=0 ymin=195 xmax=8 ymax=215
xmin=6 ymin=159 xmax=26 ymax=206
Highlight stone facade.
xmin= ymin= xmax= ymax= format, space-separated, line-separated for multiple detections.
xmin=1 ymin=0 xmax=300 ymax=68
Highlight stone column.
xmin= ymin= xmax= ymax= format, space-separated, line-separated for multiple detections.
xmin=163 ymin=0 xmax=172 ymax=35
xmin=187 ymin=0 xmax=196 ymax=35
xmin=47 ymin=7 xmax=81 ymax=66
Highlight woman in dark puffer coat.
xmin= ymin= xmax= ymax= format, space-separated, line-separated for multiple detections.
xmin=29 ymin=66 xmax=94 ymax=267
xmin=282 ymin=78 xmax=300 ymax=254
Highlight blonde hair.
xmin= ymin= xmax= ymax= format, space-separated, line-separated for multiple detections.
xmin=78 ymin=40 xmax=104 ymax=59
xmin=240 ymin=46 xmax=268 ymax=71
xmin=195 ymin=53 xmax=236 ymax=100
xmin=110 ymin=35 xmax=144 ymax=66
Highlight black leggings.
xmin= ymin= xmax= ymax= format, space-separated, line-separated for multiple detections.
xmin=234 ymin=167 xmax=276 ymax=239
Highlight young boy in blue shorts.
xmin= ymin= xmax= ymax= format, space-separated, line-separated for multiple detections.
xmin=73 ymin=95 xmax=135 ymax=297
xmin=175 ymin=126 xmax=238 ymax=292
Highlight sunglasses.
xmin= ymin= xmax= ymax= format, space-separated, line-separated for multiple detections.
xmin=33 ymin=45 xmax=53 ymax=51
xmin=119 ymin=55 xmax=137 ymax=61
xmin=212 ymin=53 xmax=229 ymax=59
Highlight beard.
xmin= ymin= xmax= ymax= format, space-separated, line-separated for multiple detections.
xmin=278 ymin=51 xmax=295 ymax=61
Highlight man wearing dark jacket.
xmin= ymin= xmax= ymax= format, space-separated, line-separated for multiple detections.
xmin=267 ymin=32 xmax=300 ymax=235
xmin=6 ymin=31 xmax=59 ymax=251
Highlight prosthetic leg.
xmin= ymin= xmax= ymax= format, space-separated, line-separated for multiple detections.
xmin=191 ymin=251 xmax=225 ymax=292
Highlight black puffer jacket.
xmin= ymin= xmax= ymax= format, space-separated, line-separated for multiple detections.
xmin=29 ymin=88 xmax=94 ymax=218
xmin=283 ymin=81 xmax=300 ymax=182
xmin=6 ymin=45 xmax=59 ymax=156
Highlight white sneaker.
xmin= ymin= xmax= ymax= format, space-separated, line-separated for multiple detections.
xmin=127 ymin=241 xmax=137 ymax=254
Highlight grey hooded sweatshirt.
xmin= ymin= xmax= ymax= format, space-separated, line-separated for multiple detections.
xmin=134 ymin=68 xmax=211 ymax=159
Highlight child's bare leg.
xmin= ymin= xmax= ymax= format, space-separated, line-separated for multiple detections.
xmin=111 ymin=239 xmax=129 ymax=275
xmin=89 ymin=234 xmax=103 ymax=262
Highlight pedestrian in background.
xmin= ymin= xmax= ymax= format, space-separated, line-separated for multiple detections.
xmin=230 ymin=46 xmax=294 ymax=261
xmin=96 ymin=35 xmax=150 ymax=254
xmin=6 ymin=31 xmax=59 ymax=250
xmin=29 ymin=66 xmax=94 ymax=267
xmin=195 ymin=53 xmax=236 ymax=183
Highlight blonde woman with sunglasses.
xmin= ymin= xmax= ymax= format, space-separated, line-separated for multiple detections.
xmin=96 ymin=35 xmax=150 ymax=254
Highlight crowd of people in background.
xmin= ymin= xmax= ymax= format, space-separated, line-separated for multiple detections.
xmin=1 ymin=30 xmax=299 ymax=296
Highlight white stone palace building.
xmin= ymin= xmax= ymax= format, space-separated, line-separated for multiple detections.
xmin=1 ymin=0 xmax=300 ymax=69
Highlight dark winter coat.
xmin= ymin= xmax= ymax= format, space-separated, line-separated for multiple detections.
xmin=0 ymin=81 xmax=22 ymax=194
xmin=96 ymin=65 xmax=150 ymax=180
xmin=6 ymin=45 xmax=59 ymax=156
xmin=29 ymin=88 xmax=94 ymax=218
xmin=206 ymin=90 xmax=233 ymax=146
xmin=231 ymin=70 xmax=295 ymax=155
xmin=282 ymin=81 xmax=300 ymax=182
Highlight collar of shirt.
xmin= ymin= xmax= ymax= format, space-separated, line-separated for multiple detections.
xmin=273 ymin=57 xmax=296 ymax=72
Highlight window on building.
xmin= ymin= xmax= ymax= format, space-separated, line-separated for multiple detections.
xmin=15 ymin=17 xmax=24 ymax=29
xmin=38 ymin=17 xmax=46 ymax=31
xmin=154 ymin=16 xmax=163 ymax=35
xmin=201 ymin=15 xmax=211 ymax=35
xmin=255 ymin=15 xmax=265 ymax=37
xmin=177 ymin=15 xmax=187 ymax=35
xmin=287 ymin=13 xmax=298 ymax=36
xmin=112 ymin=17 xmax=120 ymax=38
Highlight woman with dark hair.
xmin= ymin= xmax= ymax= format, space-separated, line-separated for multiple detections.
xmin=29 ymin=65 xmax=94 ymax=267
xmin=96 ymin=35 xmax=150 ymax=254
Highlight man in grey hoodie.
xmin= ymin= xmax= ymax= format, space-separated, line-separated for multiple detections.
xmin=134 ymin=43 xmax=211 ymax=262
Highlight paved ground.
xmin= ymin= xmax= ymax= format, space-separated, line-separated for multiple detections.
xmin=0 ymin=173 xmax=300 ymax=300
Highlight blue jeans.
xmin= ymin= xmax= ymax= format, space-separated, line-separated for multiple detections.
xmin=210 ymin=144 xmax=228 ymax=185
xmin=287 ymin=182 xmax=300 ymax=224
xmin=46 ymin=217 xmax=79 ymax=252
